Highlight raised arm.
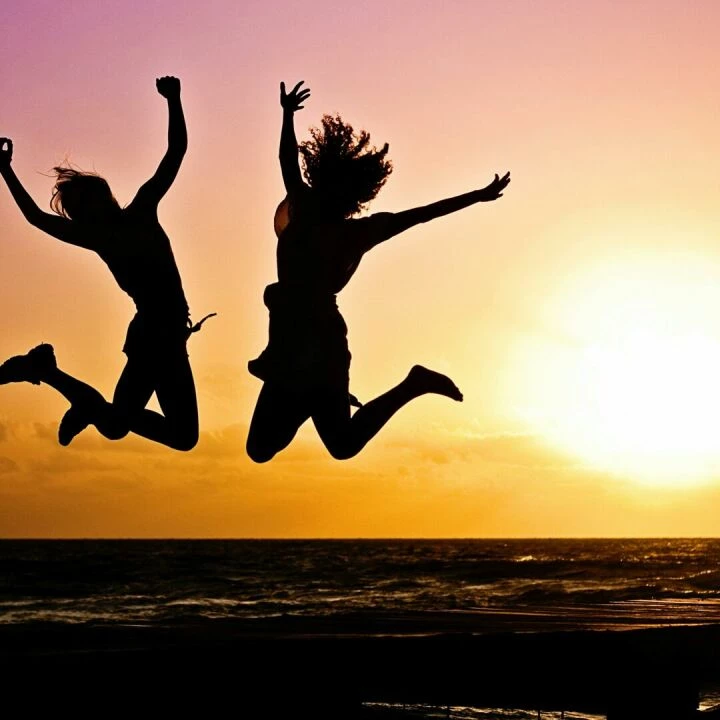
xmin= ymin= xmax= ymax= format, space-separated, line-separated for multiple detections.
xmin=0 ymin=138 xmax=81 ymax=245
xmin=131 ymin=76 xmax=187 ymax=208
xmin=360 ymin=172 xmax=511 ymax=250
xmin=279 ymin=81 xmax=310 ymax=194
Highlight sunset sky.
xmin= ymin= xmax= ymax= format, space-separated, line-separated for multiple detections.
xmin=3 ymin=0 xmax=720 ymax=537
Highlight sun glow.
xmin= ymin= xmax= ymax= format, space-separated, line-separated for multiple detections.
xmin=515 ymin=245 xmax=720 ymax=486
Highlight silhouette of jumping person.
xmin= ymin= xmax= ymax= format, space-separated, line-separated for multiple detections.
xmin=0 ymin=76 xmax=210 ymax=451
xmin=246 ymin=81 xmax=510 ymax=462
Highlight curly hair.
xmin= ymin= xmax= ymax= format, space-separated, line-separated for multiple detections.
xmin=50 ymin=166 xmax=119 ymax=219
xmin=299 ymin=114 xmax=392 ymax=219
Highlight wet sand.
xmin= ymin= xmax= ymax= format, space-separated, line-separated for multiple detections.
xmin=2 ymin=614 xmax=719 ymax=718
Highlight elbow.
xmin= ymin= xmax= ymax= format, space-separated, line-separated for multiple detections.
xmin=26 ymin=209 xmax=47 ymax=228
xmin=169 ymin=143 xmax=188 ymax=162
xmin=169 ymin=132 xmax=188 ymax=156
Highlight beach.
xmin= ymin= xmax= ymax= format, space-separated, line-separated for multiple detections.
xmin=2 ymin=539 xmax=720 ymax=718
xmin=3 ymin=616 xmax=720 ymax=718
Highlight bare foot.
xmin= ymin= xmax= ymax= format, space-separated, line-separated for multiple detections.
xmin=407 ymin=365 xmax=463 ymax=401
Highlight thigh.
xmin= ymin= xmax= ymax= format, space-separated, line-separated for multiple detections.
xmin=310 ymin=389 xmax=352 ymax=454
xmin=153 ymin=349 xmax=199 ymax=432
xmin=113 ymin=355 xmax=157 ymax=417
xmin=246 ymin=383 xmax=312 ymax=462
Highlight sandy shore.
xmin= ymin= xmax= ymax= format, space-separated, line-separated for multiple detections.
xmin=2 ymin=615 xmax=719 ymax=718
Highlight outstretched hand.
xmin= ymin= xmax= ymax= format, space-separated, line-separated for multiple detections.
xmin=478 ymin=172 xmax=511 ymax=201
xmin=0 ymin=138 xmax=13 ymax=170
xmin=281 ymin=81 xmax=311 ymax=113
xmin=156 ymin=76 xmax=181 ymax=99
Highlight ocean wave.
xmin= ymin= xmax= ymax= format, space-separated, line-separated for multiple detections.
xmin=3 ymin=539 xmax=720 ymax=628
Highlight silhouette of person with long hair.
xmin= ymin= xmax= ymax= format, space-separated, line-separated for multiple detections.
xmin=0 ymin=76 xmax=210 ymax=451
xmin=246 ymin=81 xmax=510 ymax=462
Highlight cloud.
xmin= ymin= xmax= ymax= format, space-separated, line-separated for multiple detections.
xmin=33 ymin=422 xmax=57 ymax=442
xmin=0 ymin=456 xmax=18 ymax=473
xmin=28 ymin=451 xmax=115 ymax=474
xmin=385 ymin=431 xmax=580 ymax=470
xmin=67 ymin=430 xmax=174 ymax=455
xmin=461 ymin=432 xmax=580 ymax=469
xmin=193 ymin=423 xmax=249 ymax=458
xmin=2 ymin=414 xmax=713 ymax=538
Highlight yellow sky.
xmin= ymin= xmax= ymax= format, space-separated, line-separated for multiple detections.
xmin=3 ymin=1 xmax=720 ymax=536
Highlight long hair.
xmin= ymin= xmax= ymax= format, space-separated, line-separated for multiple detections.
xmin=299 ymin=114 xmax=392 ymax=219
xmin=50 ymin=166 xmax=119 ymax=219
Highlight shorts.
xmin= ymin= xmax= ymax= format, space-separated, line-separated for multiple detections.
xmin=249 ymin=284 xmax=351 ymax=393
xmin=123 ymin=313 xmax=190 ymax=361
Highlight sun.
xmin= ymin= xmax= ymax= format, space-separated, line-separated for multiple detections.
xmin=513 ymin=247 xmax=720 ymax=486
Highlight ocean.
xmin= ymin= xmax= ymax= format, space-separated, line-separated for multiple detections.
xmin=2 ymin=538 xmax=720 ymax=717
xmin=3 ymin=538 xmax=720 ymax=626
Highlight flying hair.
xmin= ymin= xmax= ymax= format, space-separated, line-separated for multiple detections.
xmin=299 ymin=114 xmax=392 ymax=218
xmin=50 ymin=165 xmax=118 ymax=219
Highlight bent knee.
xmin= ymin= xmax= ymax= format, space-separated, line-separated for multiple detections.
xmin=246 ymin=441 xmax=277 ymax=464
xmin=104 ymin=426 xmax=131 ymax=441
xmin=172 ymin=431 xmax=199 ymax=452
xmin=325 ymin=440 xmax=359 ymax=461
xmin=96 ymin=418 xmax=131 ymax=442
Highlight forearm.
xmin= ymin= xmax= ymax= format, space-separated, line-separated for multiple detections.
xmin=166 ymin=96 xmax=188 ymax=156
xmin=0 ymin=165 xmax=43 ymax=223
xmin=279 ymin=109 xmax=301 ymax=186
xmin=410 ymin=188 xmax=489 ymax=224
xmin=386 ymin=188 xmax=490 ymax=238
xmin=279 ymin=109 xmax=298 ymax=158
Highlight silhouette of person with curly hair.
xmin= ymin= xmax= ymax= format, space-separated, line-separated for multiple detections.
xmin=0 ymin=76 xmax=211 ymax=451
xmin=246 ymin=81 xmax=510 ymax=462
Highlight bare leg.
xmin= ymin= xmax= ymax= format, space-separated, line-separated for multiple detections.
xmin=45 ymin=367 xmax=130 ymax=444
xmin=0 ymin=343 xmax=199 ymax=450
xmin=246 ymin=383 xmax=312 ymax=463
xmin=312 ymin=365 xmax=462 ymax=460
xmin=0 ymin=343 xmax=128 ymax=443
xmin=113 ymin=350 xmax=199 ymax=451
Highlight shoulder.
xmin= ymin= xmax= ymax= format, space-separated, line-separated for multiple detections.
xmin=62 ymin=218 xmax=97 ymax=250
xmin=346 ymin=212 xmax=395 ymax=250
xmin=274 ymin=185 xmax=313 ymax=238
xmin=126 ymin=190 xmax=159 ymax=217
xmin=350 ymin=212 xmax=393 ymax=228
xmin=274 ymin=196 xmax=291 ymax=238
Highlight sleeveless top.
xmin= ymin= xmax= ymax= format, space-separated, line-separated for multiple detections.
xmin=94 ymin=203 xmax=190 ymax=324
xmin=248 ymin=194 xmax=363 ymax=392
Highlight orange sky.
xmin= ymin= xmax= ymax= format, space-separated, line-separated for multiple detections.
xmin=3 ymin=1 xmax=720 ymax=536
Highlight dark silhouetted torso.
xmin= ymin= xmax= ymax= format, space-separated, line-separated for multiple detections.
xmin=87 ymin=202 xmax=189 ymax=321
xmin=274 ymin=194 xmax=385 ymax=296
